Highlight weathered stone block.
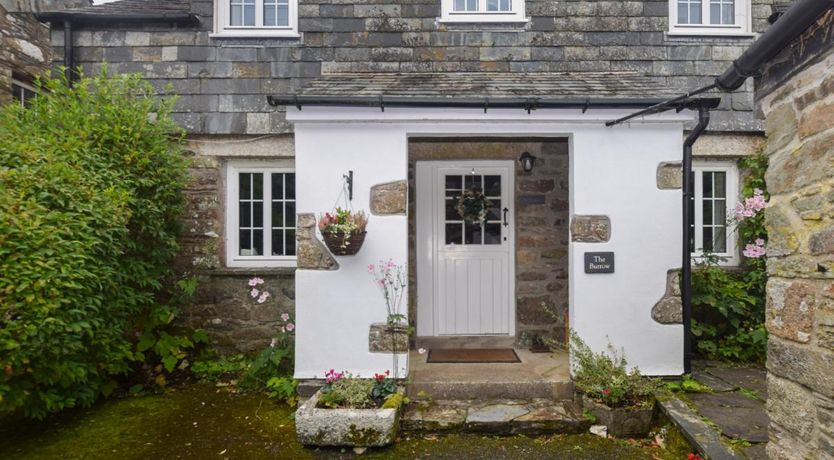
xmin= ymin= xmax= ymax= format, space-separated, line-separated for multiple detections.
xmin=296 ymin=389 xmax=401 ymax=447
xmin=767 ymin=278 xmax=815 ymax=343
xmin=368 ymin=323 xmax=409 ymax=353
xmin=570 ymin=215 xmax=611 ymax=243
xmin=810 ymin=226 xmax=834 ymax=255
xmin=767 ymin=374 xmax=815 ymax=441
xmin=652 ymin=270 xmax=682 ymax=324
xmin=297 ymin=213 xmax=338 ymax=270
xmin=370 ymin=180 xmax=407 ymax=215
xmin=768 ymin=336 xmax=834 ymax=396
xmin=656 ymin=162 xmax=682 ymax=189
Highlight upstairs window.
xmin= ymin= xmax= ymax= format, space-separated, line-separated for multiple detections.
xmin=670 ymin=0 xmax=751 ymax=36
xmin=440 ymin=0 xmax=526 ymax=23
xmin=213 ymin=0 xmax=298 ymax=37
xmin=11 ymin=79 xmax=37 ymax=108
xmin=226 ymin=162 xmax=297 ymax=268
xmin=690 ymin=162 xmax=739 ymax=265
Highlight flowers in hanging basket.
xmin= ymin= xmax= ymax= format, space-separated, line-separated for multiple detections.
xmin=319 ymin=207 xmax=369 ymax=255
xmin=456 ymin=188 xmax=493 ymax=224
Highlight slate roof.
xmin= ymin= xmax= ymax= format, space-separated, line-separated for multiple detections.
xmin=294 ymin=72 xmax=689 ymax=101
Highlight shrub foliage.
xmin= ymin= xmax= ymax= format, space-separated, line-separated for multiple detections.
xmin=0 ymin=71 xmax=188 ymax=418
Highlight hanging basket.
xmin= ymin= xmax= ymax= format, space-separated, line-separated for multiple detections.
xmin=322 ymin=230 xmax=367 ymax=256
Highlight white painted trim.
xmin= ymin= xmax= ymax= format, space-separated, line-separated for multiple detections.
xmin=416 ymin=160 xmax=516 ymax=337
xmin=668 ymin=0 xmax=751 ymax=36
xmin=439 ymin=0 xmax=526 ymax=23
xmin=691 ymin=161 xmax=739 ymax=266
xmin=225 ymin=160 xmax=297 ymax=268
xmin=213 ymin=0 xmax=299 ymax=38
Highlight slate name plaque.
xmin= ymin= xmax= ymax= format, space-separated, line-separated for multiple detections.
xmin=584 ymin=252 xmax=614 ymax=274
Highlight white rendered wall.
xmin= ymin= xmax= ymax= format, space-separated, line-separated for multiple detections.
xmin=290 ymin=107 xmax=689 ymax=378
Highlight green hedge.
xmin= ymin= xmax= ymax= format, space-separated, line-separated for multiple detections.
xmin=0 ymin=71 xmax=188 ymax=418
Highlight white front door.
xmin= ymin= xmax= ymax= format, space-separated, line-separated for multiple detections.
xmin=416 ymin=161 xmax=515 ymax=336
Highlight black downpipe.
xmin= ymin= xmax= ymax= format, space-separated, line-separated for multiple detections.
xmin=715 ymin=0 xmax=834 ymax=91
xmin=682 ymin=103 xmax=711 ymax=375
xmin=63 ymin=19 xmax=74 ymax=84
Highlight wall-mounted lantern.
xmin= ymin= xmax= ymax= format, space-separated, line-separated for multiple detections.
xmin=519 ymin=152 xmax=537 ymax=173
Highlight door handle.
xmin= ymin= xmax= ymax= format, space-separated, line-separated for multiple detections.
xmin=503 ymin=207 xmax=509 ymax=227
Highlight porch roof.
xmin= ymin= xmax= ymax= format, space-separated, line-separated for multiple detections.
xmin=267 ymin=71 xmax=721 ymax=112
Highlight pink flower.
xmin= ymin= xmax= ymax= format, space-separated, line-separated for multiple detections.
xmin=257 ymin=292 xmax=270 ymax=304
xmin=250 ymin=288 xmax=260 ymax=298
xmin=248 ymin=277 xmax=264 ymax=287
xmin=281 ymin=313 xmax=290 ymax=322
xmin=367 ymin=264 xmax=375 ymax=273
xmin=285 ymin=323 xmax=295 ymax=332
xmin=743 ymin=242 xmax=766 ymax=258
xmin=755 ymin=238 xmax=766 ymax=246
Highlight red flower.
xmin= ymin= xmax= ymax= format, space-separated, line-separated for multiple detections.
xmin=602 ymin=388 xmax=611 ymax=396
xmin=374 ymin=373 xmax=386 ymax=382
xmin=688 ymin=454 xmax=703 ymax=460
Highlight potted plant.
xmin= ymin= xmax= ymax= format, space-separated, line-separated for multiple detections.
xmin=318 ymin=207 xmax=368 ymax=256
xmin=570 ymin=332 xmax=660 ymax=438
xmin=296 ymin=370 xmax=406 ymax=447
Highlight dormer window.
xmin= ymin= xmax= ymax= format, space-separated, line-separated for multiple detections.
xmin=440 ymin=0 xmax=527 ymax=23
xmin=669 ymin=0 xmax=751 ymax=36
xmin=213 ymin=0 xmax=298 ymax=38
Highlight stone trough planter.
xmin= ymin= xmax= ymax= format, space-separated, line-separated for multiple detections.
xmin=583 ymin=396 xmax=655 ymax=438
xmin=296 ymin=389 xmax=402 ymax=447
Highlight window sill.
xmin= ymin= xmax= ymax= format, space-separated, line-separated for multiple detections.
xmin=437 ymin=16 xmax=529 ymax=24
xmin=210 ymin=32 xmax=301 ymax=39
xmin=204 ymin=267 xmax=297 ymax=276
xmin=667 ymin=30 xmax=755 ymax=38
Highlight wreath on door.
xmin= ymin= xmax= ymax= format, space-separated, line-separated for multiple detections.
xmin=456 ymin=189 xmax=493 ymax=224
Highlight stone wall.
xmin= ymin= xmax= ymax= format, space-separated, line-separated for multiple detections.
xmin=0 ymin=1 xmax=52 ymax=104
xmin=174 ymin=135 xmax=297 ymax=353
xmin=47 ymin=0 xmax=776 ymax=134
xmin=408 ymin=138 xmax=569 ymax=346
xmin=757 ymin=12 xmax=834 ymax=459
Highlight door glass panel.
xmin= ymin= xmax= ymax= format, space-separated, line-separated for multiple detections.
xmin=464 ymin=175 xmax=482 ymax=191
xmin=464 ymin=222 xmax=482 ymax=245
xmin=484 ymin=223 xmax=502 ymax=245
xmin=487 ymin=199 xmax=501 ymax=221
xmin=484 ymin=175 xmax=501 ymax=196
xmin=445 ymin=198 xmax=460 ymax=221
xmin=445 ymin=223 xmax=462 ymax=245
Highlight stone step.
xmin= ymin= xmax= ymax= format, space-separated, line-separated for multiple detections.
xmin=401 ymin=398 xmax=591 ymax=436
xmin=408 ymin=378 xmax=574 ymax=401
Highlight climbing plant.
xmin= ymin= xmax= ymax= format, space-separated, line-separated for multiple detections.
xmin=691 ymin=154 xmax=769 ymax=363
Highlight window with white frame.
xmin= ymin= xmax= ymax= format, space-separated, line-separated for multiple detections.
xmin=690 ymin=162 xmax=739 ymax=264
xmin=226 ymin=162 xmax=296 ymax=267
xmin=669 ymin=0 xmax=751 ymax=36
xmin=11 ymin=79 xmax=37 ymax=108
xmin=440 ymin=0 xmax=527 ymax=23
xmin=213 ymin=0 xmax=298 ymax=37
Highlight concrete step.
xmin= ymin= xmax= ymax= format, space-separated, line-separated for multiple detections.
xmin=402 ymin=398 xmax=591 ymax=436
xmin=408 ymin=378 xmax=574 ymax=400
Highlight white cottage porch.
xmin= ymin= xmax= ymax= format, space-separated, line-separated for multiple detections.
xmin=275 ymin=72 xmax=705 ymax=380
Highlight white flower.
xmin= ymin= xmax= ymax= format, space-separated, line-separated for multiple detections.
xmin=270 ymin=338 xmax=277 ymax=348
xmin=281 ymin=313 xmax=290 ymax=322
xmin=257 ymin=292 xmax=270 ymax=304
xmin=250 ymin=288 xmax=260 ymax=298
xmin=418 ymin=348 xmax=427 ymax=355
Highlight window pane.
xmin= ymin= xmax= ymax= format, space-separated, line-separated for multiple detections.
xmin=272 ymin=229 xmax=284 ymax=256
xmin=286 ymin=202 xmax=296 ymax=227
xmin=467 ymin=0 xmax=477 ymax=11
xmin=703 ymin=200 xmax=713 ymax=226
xmin=464 ymin=175 xmax=482 ymax=191
xmin=446 ymin=223 xmax=462 ymax=245
xmin=272 ymin=173 xmax=284 ymax=200
xmin=240 ymin=202 xmax=251 ymax=227
xmin=484 ymin=223 xmax=501 ymax=245
xmin=464 ymin=222 xmax=482 ymax=245
xmin=253 ymin=229 xmax=263 ymax=255
xmin=723 ymin=2 xmax=734 ymax=24
xmin=253 ymin=202 xmax=263 ymax=227
xmin=240 ymin=173 xmax=251 ymax=199
xmin=272 ymin=201 xmax=284 ymax=227
xmin=703 ymin=227 xmax=714 ymax=252
xmin=487 ymin=0 xmax=498 ymax=11
xmin=244 ymin=1 xmax=255 ymax=26
xmin=713 ymin=227 xmax=727 ymax=253
xmin=690 ymin=3 xmax=702 ymax=24
xmin=487 ymin=199 xmax=501 ymax=221
xmin=714 ymin=172 xmax=726 ymax=198
xmin=710 ymin=1 xmax=720 ymax=24
xmin=678 ymin=2 xmax=689 ymax=23
xmin=240 ymin=229 xmax=251 ymax=255
xmin=484 ymin=175 xmax=501 ymax=196
xmin=703 ymin=172 xmax=713 ymax=197
xmin=264 ymin=2 xmax=276 ymax=26
xmin=445 ymin=199 xmax=459 ymax=221
xmin=445 ymin=175 xmax=462 ymax=190
xmin=714 ymin=200 xmax=726 ymax=226
xmin=285 ymin=173 xmax=295 ymax=199
xmin=286 ymin=230 xmax=296 ymax=256
xmin=231 ymin=4 xmax=242 ymax=25
xmin=453 ymin=0 xmax=466 ymax=11
xmin=252 ymin=172 xmax=263 ymax=199
xmin=278 ymin=4 xmax=289 ymax=26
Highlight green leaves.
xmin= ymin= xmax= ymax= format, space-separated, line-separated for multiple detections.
xmin=0 ymin=70 xmax=189 ymax=418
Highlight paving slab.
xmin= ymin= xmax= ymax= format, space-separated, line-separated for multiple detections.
xmin=692 ymin=370 xmax=738 ymax=392
xmin=705 ymin=366 xmax=767 ymax=398
xmin=658 ymin=397 xmax=743 ymax=459
xmin=740 ymin=443 xmax=768 ymax=459
xmin=401 ymin=402 xmax=466 ymax=432
xmin=687 ymin=393 xmax=768 ymax=443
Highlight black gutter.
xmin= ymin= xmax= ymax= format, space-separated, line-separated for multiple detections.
xmin=682 ymin=103 xmax=711 ymax=375
xmin=716 ymin=0 xmax=834 ymax=91
xmin=266 ymin=95 xmax=718 ymax=114
xmin=36 ymin=12 xmax=200 ymax=26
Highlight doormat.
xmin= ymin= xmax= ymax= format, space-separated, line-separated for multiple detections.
xmin=426 ymin=348 xmax=521 ymax=364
